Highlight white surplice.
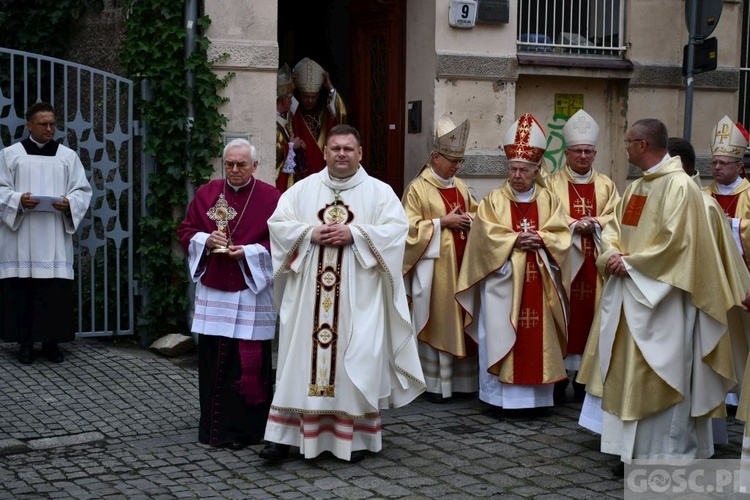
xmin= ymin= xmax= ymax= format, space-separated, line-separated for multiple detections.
xmin=0 ymin=141 xmax=91 ymax=279
xmin=186 ymin=233 xmax=276 ymax=340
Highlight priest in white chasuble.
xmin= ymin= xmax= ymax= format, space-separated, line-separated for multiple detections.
xmin=261 ymin=124 xmax=425 ymax=464
xmin=704 ymin=115 xmax=750 ymax=268
xmin=402 ymin=115 xmax=478 ymax=404
xmin=598 ymin=118 xmax=738 ymax=470
xmin=456 ymin=113 xmax=571 ymax=412
xmin=546 ymin=109 xmax=619 ymax=404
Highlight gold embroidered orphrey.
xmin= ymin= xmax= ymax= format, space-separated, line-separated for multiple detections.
xmin=206 ymin=193 xmax=237 ymax=254
xmin=309 ymin=196 xmax=354 ymax=397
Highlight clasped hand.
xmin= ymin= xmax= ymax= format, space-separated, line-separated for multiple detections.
xmin=606 ymin=253 xmax=628 ymax=277
xmin=574 ymin=216 xmax=597 ymax=234
xmin=515 ymin=230 xmax=542 ymax=251
xmin=313 ymin=222 xmax=352 ymax=247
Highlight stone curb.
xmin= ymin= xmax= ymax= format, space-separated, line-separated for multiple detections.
xmin=27 ymin=431 xmax=105 ymax=450
xmin=0 ymin=438 xmax=27 ymax=455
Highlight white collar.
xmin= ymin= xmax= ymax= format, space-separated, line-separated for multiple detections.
xmin=512 ymin=183 xmax=535 ymax=202
xmin=227 ymin=178 xmax=253 ymax=192
xmin=568 ymin=165 xmax=592 ymax=183
xmin=429 ymin=167 xmax=454 ymax=187
xmin=644 ymin=153 xmax=672 ymax=174
xmin=29 ymin=136 xmax=49 ymax=148
xmin=718 ymin=176 xmax=743 ymax=195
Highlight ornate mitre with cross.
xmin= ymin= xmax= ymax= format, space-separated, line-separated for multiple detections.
xmin=503 ymin=113 xmax=547 ymax=165
xmin=710 ymin=115 xmax=749 ymax=159
xmin=562 ymin=109 xmax=599 ymax=148
xmin=277 ymin=63 xmax=294 ymax=97
xmin=292 ymin=57 xmax=325 ymax=93
xmin=433 ymin=114 xmax=470 ymax=160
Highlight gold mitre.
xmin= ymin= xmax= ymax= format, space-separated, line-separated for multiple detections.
xmin=711 ymin=115 xmax=750 ymax=159
xmin=563 ymin=109 xmax=599 ymax=148
xmin=433 ymin=115 xmax=470 ymax=160
xmin=292 ymin=57 xmax=324 ymax=93
xmin=504 ymin=113 xmax=547 ymax=165
xmin=277 ymin=63 xmax=294 ymax=97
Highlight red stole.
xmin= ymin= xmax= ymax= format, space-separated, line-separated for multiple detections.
xmin=713 ymin=193 xmax=740 ymax=217
xmin=437 ymin=186 xmax=476 ymax=357
xmin=291 ymin=106 xmax=337 ymax=176
xmin=510 ymin=202 xmax=545 ymax=384
xmin=437 ymin=187 xmax=468 ymax=264
xmin=567 ymin=182 xmax=597 ymax=354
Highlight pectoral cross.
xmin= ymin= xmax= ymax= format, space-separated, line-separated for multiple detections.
xmin=518 ymin=218 xmax=535 ymax=232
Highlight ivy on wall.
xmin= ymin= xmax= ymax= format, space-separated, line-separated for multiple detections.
xmin=0 ymin=0 xmax=102 ymax=56
xmin=121 ymin=0 xmax=231 ymax=338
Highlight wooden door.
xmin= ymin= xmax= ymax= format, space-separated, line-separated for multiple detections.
xmin=349 ymin=0 xmax=406 ymax=195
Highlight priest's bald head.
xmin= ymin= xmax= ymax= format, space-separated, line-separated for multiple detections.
xmin=625 ymin=119 xmax=668 ymax=171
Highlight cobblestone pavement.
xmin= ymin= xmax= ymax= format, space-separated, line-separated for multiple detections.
xmin=0 ymin=339 xmax=744 ymax=499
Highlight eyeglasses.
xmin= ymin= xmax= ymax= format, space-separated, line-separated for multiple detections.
xmin=224 ymin=161 xmax=249 ymax=170
xmin=624 ymin=138 xmax=646 ymax=146
xmin=711 ymin=160 xmax=741 ymax=168
xmin=32 ymin=121 xmax=56 ymax=129
xmin=438 ymin=153 xmax=464 ymax=166
xmin=567 ymin=148 xmax=596 ymax=156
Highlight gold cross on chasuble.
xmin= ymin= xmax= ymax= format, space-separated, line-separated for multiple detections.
xmin=622 ymin=194 xmax=647 ymax=226
xmin=519 ymin=307 xmax=540 ymax=329
xmin=525 ymin=262 xmax=538 ymax=282
xmin=573 ymin=198 xmax=593 ymax=216
xmin=582 ymin=237 xmax=594 ymax=256
xmin=572 ymin=282 xmax=593 ymax=301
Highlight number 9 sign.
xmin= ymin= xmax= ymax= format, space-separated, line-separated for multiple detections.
xmin=449 ymin=0 xmax=477 ymax=28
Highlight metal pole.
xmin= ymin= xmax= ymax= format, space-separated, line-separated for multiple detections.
xmin=684 ymin=0 xmax=698 ymax=141
xmin=184 ymin=0 xmax=197 ymax=204
xmin=184 ymin=0 xmax=198 ymax=344
xmin=140 ymin=78 xmax=155 ymax=346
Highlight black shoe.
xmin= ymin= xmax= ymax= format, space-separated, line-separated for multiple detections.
xmin=259 ymin=442 xmax=290 ymax=462
xmin=572 ymin=381 xmax=586 ymax=401
xmin=611 ymin=462 xmax=624 ymax=477
xmin=41 ymin=343 xmax=64 ymax=363
xmin=18 ymin=345 xmax=34 ymax=365
xmin=424 ymin=392 xmax=446 ymax=404
xmin=224 ymin=439 xmax=249 ymax=451
xmin=553 ymin=380 xmax=568 ymax=404
xmin=349 ymin=450 xmax=366 ymax=463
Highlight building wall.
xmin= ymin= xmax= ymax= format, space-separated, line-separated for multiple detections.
xmin=404 ymin=0 xmax=438 ymax=181
xmin=202 ymin=0 xmax=744 ymax=193
xmin=422 ymin=0 xmax=744 ymax=197
xmin=205 ymin=0 xmax=278 ymax=184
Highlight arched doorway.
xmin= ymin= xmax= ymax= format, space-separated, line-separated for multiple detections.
xmin=278 ymin=0 xmax=406 ymax=194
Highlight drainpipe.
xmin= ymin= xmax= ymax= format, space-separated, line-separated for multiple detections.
xmin=683 ymin=0 xmax=698 ymax=141
xmin=185 ymin=0 xmax=197 ymax=344
xmin=185 ymin=0 xmax=197 ymax=203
